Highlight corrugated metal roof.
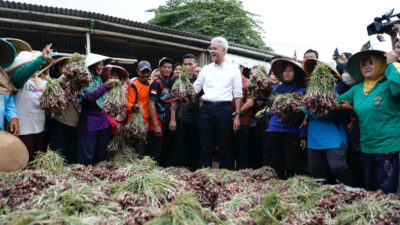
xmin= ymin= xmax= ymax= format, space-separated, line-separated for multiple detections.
xmin=0 ymin=0 xmax=288 ymax=60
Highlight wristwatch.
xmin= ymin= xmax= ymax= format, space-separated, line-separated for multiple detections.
xmin=232 ymin=112 xmax=241 ymax=117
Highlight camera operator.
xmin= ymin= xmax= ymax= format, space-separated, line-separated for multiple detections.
xmin=367 ymin=9 xmax=400 ymax=51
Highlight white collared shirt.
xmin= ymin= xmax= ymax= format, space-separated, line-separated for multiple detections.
xmin=193 ymin=61 xmax=242 ymax=102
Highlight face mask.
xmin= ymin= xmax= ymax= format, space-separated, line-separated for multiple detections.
xmin=342 ymin=72 xmax=357 ymax=86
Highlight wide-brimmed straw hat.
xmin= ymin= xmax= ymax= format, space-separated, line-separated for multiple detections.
xmin=4 ymin=51 xmax=52 ymax=76
xmin=0 ymin=38 xmax=16 ymax=69
xmin=111 ymin=65 xmax=129 ymax=79
xmin=4 ymin=38 xmax=32 ymax=54
xmin=347 ymin=50 xmax=386 ymax=83
xmin=0 ymin=130 xmax=29 ymax=172
xmin=303 ymin=58 xmax=341 ymax=80
xmin=101 ymin=65 xmax=129 ymax=82
xmin=52 ymin=56 xmax=70 ymax=76
xmin=271 ymin=58 xmax=307 ymax=83
xmin=85 ymin=53 xmax=111 ymax=68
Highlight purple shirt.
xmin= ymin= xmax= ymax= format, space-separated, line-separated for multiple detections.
xmin=82 ymin=84 xmax=110 ymax=131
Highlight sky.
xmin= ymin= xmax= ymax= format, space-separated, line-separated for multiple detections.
xmin=11 ymin=0 xmax=400 ymax=62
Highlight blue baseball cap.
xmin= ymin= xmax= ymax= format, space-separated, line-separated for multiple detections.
xmin=137 ymin=60 xmax=152 ymax=72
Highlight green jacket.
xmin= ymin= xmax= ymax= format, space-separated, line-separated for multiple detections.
xmin=10 ymin=55 xmax=46 ymax=89
xmin=338 ymin=62 xmax=400 ymax=154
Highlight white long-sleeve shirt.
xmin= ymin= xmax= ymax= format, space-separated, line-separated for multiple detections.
xmin=193 ymin=61 xmax=243 ymax=102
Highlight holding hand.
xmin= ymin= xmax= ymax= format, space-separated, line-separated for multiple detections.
xmin=42 ymin=44 xmax=53 ymax=59
xmin=169 ymin=120 xmax=177 ymax=132
xmin=300 ymin=139 xmax=306 ymax=151
xmin=337 ymin=54 xmax=348 ymax=65
xmin=338 ymin=100 xmax=354 ymax=111
xmin=292 ymin=50 xmax=297 ymax=62
xmin=392 ymin=38 xmax=400 ymax=55
xmin=105 ymin=79 xmax=119 ymax=87
xmin=361 ymin=42 xmax=368 ymax=51
xmin=154 ymin=125 xmax=162 ymax=137
xmin=9 ymin=120 xmax=19 ymax=136
xmin=233 ymin=116 xmax=240 ymax=132
xmin=394 ymin=24 xmax=400 ymax=35
xmin=385 ymin=50 xmax=400 ymax=64
xmin=132 ymin=104 xmax=141 ymax=113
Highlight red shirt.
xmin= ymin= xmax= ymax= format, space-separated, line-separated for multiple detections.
xmin=232 ymin=76 xmax=252 ymax=125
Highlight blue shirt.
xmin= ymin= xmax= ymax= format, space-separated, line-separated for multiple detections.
xmin=0 ymin=93 xmax=18 ymax=130
xmin=267 ymin=86 xmax=307 ymax=138
xmin=303 ymin=108 xmax=347 ymax=150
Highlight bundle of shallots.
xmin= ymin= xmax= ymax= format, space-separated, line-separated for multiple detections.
xmin=63 ymin=53 xmax=92 ymax=91
xmin=107 ymin=126 xmax=131 ymax=153
xmin=302 ymin=63 xmax=339 ymax=118
xmin=270 ymin=93 xmax=304 ymax=122
xmin=123 ymin=106 xmax=148 ymax=141
xmin=40 ymin=80 xmax=67 ymax=117
xmin=57 ymin=53 xmax=91 ymax=113
xmin=245 ymin=65 xmax=273 ymax=99
xmin=103 ymin=80 xmax=127 ymax=118
xmin=170 ymin=67 xmax=196 ymax=106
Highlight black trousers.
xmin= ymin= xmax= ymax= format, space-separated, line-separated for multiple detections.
xmin=261 ymin=129 xmax=270 ymax=167
xmin=267 ymin=132 xmax=306 ymax=179
xmin=47 ymin=119 xmax=77 ymax=164
xmin=347 ymin=146 xmax=365 ymax=188
xmin=167 ymin=121 xmax=201 ymax=169
xmin=167 ymin=122 xmax=186 ymax=167
xmin=146 ymin=120 xmax=169 ymax=166
xmin=233 ymin=125 xmax=249 ymax=170
xmin=308 ymin=143 xmax=358 ymax=187
xmin=183 ymin=122 xmax=201 ymax=171
xmin=248 ymin=126 xmax=262 ymax=169
xmin=198 ymin=104 xmax=233 ymax=169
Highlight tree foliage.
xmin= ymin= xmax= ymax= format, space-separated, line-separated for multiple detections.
xmin=147 ymin=0 xmax=272 ymax=51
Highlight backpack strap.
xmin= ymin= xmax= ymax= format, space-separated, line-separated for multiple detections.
xmin=131 ymin=82 xmax=138 ymax=104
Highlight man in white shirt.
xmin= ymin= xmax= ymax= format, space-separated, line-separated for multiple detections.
xmin=193 ymin=37 xmax=242 ymax=169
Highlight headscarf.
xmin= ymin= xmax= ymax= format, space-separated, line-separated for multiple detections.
xmin=150 ymin=69 xmax=159 ymax=82
xmin=275 ymin=69 xmax=303 ymax=94
xmin=360 ymin=54 xmax=386 ymax=96
xmin=0 ymin=67 xmax=17 ymax=95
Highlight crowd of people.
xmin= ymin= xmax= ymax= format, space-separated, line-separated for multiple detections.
xmin=1 ymin=33 xmax=400 ymax=194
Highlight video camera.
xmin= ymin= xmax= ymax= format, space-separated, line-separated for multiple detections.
xmin=367 ymin=9 xmax=400 ymax=35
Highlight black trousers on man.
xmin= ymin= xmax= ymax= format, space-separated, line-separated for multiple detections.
xmin=167 ymin=122 xmax=186 ymax=167
xmin=198 ymin=103 xmax=233 ymax=169
xmin=184 ymin=122 xmax=201 ymax=171
xmin=233 ymin=125 xmax=249 ymax=170
xmin=146 ymin=120 xmax=169 ymax=166
xmin=167 ymin=121 xmax=200 ymax=171
xmin=167 ymin=121 xmax=200 ymax=169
